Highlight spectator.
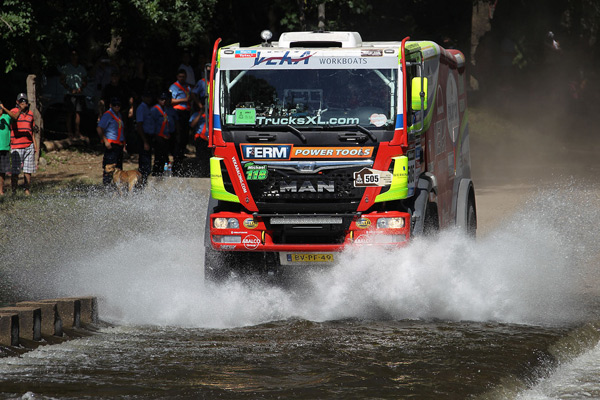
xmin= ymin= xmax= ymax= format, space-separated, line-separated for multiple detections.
xmin=97 ymin=97 xmax=126 ymax=187
xmin=169 ymin=69 xmax=191 ymax=176
xmin=179 ymin=50 xmax=196 ymax=87
xmin=137 ymin=91 xmax=156 ymax=185
xmin=61 ymin=49 xmax=88 ymax=138
xmin=99 ymin=70 xmax=130 ymax=116
xmin=10 ymin=93 xmax=38 ymax=196
xmin=190 ymin=97 xmax=210 ymax=175
xmin=0 ymin=101 xmax=19 ymax=195
xmin=149 ymin=92 xmax=178 ymax=177
xmin=191 ymin=76 xmax=207 ymax=109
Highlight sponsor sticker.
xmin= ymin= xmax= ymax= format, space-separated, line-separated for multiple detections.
xmin=361 ymin=49 xmax=383 ymax=57
xmin=244 ymin=162 xmax=268 ymax=180
xmin=242 ymin=234 xmax=261 ymax=249
xmin=356 ymin=218 xmax=371 ymax=229
xmin=243 ymin=218 xmax=259 ymax=229
xmin=254 ymin=115 xmax=360 ymax=126
xmin=369 ymin=113 xmax=388 ymax=127
xmin=292 ymin=147 xmax=373 ymax=159
xmin=254 ymin=51 xmax=313 ymax=66
xmin=235 ymin=108 xmax=256 ymax=125
xmin=354 ymin=168 xmax=393 ymax=187
xmin=231 ymin=156 xmax=248 ymax=193
xmin=241 ymin=144 xmax=292 ymax=160
xmin=235 ymin=50 xmax=257 ymax=58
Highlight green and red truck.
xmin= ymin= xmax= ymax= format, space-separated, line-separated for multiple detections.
xmin=204 ymin=30 xmax=476 ymax=280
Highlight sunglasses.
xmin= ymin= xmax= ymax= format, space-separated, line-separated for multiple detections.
xmin=18 ymin=99 xmax=28 ymax=104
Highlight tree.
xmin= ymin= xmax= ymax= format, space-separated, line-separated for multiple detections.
xmin=0 ymin=0 xmax=217 ymax=74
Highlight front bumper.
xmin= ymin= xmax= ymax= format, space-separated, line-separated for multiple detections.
xmin=208 ymin=211 xmax=411 ymax=252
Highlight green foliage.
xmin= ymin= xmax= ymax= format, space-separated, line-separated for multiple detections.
xmin=0 ymin=0 xmax=217 ymax=73
xmin=279 ymin=0 xmax=373 ymax=31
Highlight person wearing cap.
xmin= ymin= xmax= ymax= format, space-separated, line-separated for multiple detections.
xmin=0 ymin=101 xmax=19 ymax=195
xmin=136 ymin=91 xmax=156 ymax=185
xmin=9 ymin=93 xmax=38 ymax=195
xmin=97 ymin=97 xmax=125 ymax=187
xmin=169 ymin=69 xmax=191 ymax=176
xmin=60 ymin=49 xmax=87 ymax=138
xmin=149 ymin=92 xmax=178 ymax=176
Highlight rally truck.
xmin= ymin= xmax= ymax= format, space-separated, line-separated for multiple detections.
xmin=204 ymin=30 xmax=476 ymax=280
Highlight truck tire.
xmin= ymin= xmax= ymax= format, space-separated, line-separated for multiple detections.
xmin=456 ymin=179 xmax=477 ymax=237
xmin=466 ymin=194 xmax=477 ymax=238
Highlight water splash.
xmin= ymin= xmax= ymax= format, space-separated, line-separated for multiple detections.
xmin=1 ymin=182 xmax=599 ymax=329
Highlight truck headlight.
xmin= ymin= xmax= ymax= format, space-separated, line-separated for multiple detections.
xmin=213 ymin=218 xmax=240 ymax=229
xmin=377 ymin=217 xmax=405 ymax=229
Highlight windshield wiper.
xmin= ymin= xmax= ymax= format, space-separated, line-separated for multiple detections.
xmin=255 ymin=124 xmax=307 ymax=143
xmin=324 ymin=124 xmax=377 ymax=142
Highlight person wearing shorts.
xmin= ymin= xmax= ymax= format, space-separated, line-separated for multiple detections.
xmin=0 ymin=101 xmax=18 ymax=195
xmin=10 ymin=93 xmax=37 ymax=195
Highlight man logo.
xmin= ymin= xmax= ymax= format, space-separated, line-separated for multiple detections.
xmin=241 ymin=144 xmax=292 ymax=160
xmin=279 ymin=181 xmax=335 ymax=193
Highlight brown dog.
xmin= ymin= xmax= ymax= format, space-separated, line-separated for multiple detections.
xmin=104 ymin=163 xmax=142 ymax=195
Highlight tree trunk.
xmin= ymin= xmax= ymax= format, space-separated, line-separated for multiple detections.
xmin=26 ymin=75 xmax=43 ymax=164
xmin=297 ymin=0 xmax=306 ymax=30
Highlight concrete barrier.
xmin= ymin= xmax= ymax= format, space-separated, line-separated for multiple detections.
xmin=63 ymin=296 xmax=98 ymax=325
xmin=0 ymin=313 xmax=19 ymax=346
xmin=39 ymin=298 xmax=81 ymax=329
xmin=0 ymin=307 xmax=42 ymax=341
xmin=0 ymin=296 xmax=98 ymax=351
xmin=16 ymin=301 xmax=63 ymax=337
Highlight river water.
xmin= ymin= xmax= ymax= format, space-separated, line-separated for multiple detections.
xmin=1 ymin=179 xmax=600 ymax=399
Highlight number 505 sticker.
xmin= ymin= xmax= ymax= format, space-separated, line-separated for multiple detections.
xmin=353 ymin=168 xmax=392 ymax=187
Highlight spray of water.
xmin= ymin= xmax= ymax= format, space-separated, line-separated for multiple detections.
xmin=1 ymin=181 xmax=598 ymax=329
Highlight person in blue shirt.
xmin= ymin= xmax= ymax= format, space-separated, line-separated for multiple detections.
xmin=169 ymin=69 xmax=191 ymax=176
xmin=136 ymin=91 xmax=155 ymax=186
xmin=150 ymin=92 xmax=179 ymax=176
xmin=97 ymin=97 xmax=125 ymax=187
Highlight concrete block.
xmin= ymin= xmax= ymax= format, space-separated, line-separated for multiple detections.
xmin=39 ymin=299 xmax=81 ymax=329
xmin=63 ymin=297 xmax=98 ymax=324
xmin=0 ymin=312 xmax=19 ymax=346
xmin=0 ymin=307 xmax=41 ymax=341
xmin=16 ymin=301 xmax=63 ymax=337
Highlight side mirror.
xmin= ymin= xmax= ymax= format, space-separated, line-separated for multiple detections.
xmin=411 ymin=77 xmax=428 ymax=111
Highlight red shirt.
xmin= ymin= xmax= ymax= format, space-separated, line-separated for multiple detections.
xmin=10 ymin=108 xmax=35 ymax=149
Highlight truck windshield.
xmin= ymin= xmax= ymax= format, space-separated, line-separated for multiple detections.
xmin=220 ymin=68 xmax=397 ymax=129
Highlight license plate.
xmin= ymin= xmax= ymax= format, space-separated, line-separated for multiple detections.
xmin=279 ymin=252 xmax=335 ymax=265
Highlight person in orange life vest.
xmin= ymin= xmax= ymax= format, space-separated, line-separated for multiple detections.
xmin=10 ymin=93 xmax=38 ymax=196
xmin=0 ymin=101 xmax=19 ymax=195
xmin=136 ymin=90 xmax=156 ymax=186
xmin=189 ymin=97 xmax=210 ymax=175
xmin=150 ymin=92 xmax=179 ymax=176
xmin=97 ymin=97 xmax=126 ymax=187
xmin=169 ymin=69 xmax=191 ymax=176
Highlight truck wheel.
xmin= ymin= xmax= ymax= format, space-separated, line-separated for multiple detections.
xmin=456 ymin=179 xmax=477 ymax=237
xmin=466 ymin=195 xmax=477 ymax=238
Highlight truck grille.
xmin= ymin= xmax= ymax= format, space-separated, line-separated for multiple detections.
xmin=249 ymin=167 xmax=365 ymax=202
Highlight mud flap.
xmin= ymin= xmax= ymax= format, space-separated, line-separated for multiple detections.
xmin=410 ymin=177 xmax=433 ymax=237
